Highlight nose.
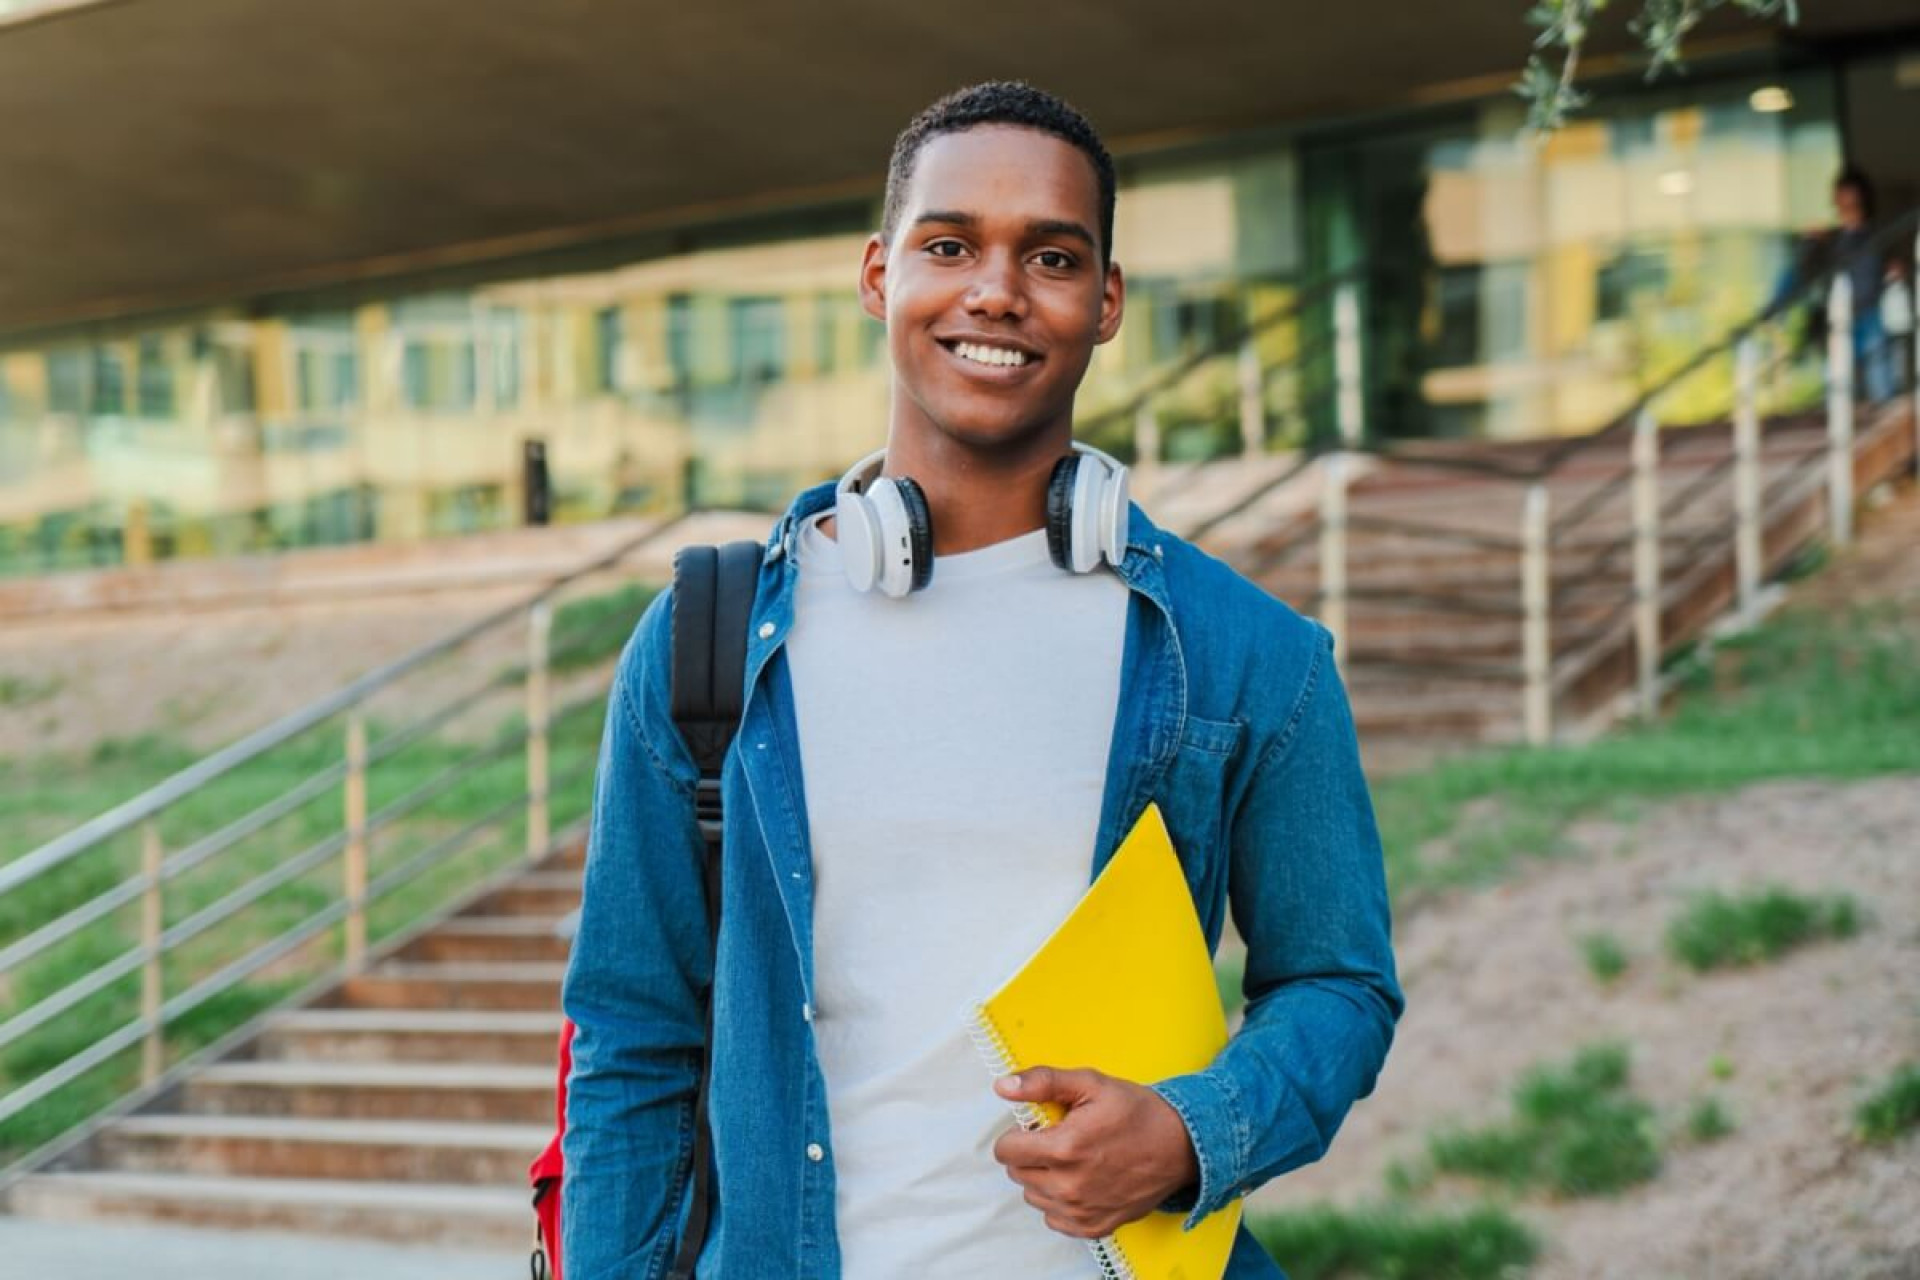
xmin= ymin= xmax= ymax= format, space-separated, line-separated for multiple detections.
xmin=964 ymin=249 xmax=1028 ymax=322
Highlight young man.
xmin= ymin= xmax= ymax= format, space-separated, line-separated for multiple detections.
xmin=561 ymin=82 xmax=1402 ymax=1279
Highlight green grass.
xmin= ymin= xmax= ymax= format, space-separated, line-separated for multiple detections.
xmin=1215 ymin=950 xmax=1246 ymax=1019
xmin=1249 ymin=1203 xmax=1538 ymax=1280
xmin=1373 ymin=604 xmax=1920 ymax=905
xmin=1426 ymin=1043 xmax=1661 ymax=1198
xmin=0 ymin=579 xmax=664 ymax=1163
xmin=1684 ymin=1095 xmax=1735 ymax=1143
xmin=550 ymin=582 xmax=658 ymax=672
xmin=1664 ymin=886 xmax=1860 ymax=972
xmin=1853 ymin=1064 xmax=1920 ymax=1143
xmin=0 ymin=689 xmax=611 ymax=1164
xmin=1577 ymin=932 xmax=1629 ymax=984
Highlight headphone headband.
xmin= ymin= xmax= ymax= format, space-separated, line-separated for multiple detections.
xmin=830 ymin=441 xmax=1129 ymax=596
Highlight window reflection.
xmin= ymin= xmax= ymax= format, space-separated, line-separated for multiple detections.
xmin=0 ymin=66 xmax=1855 ymax=575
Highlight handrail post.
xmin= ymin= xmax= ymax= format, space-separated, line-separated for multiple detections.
xmin=527 ymin=601 xmax=552 ymax=861
xmin=1133 ymin=401 xmax=1161 ymax=502
xmin=1522 ymin=483 xmax=1552 ymax=746
xmin=1238 ymin=338 xmax=1264 ymax=456
xmin=1318 ymin=453 xmax=1350 ymax=667
xmin=1734 ymin=336 xmax=1762 ymax=619
xmin=1825 ymin=273 xmax=1854 ymax=547
xmin=1334 ymin=281 xmax=1364 ymax=448
xmin=344 ymin=713 xmax=368 ymax=972
xmin=1632 ymin=407 xmax=1661 ymax=720
xmin=139 ymin=821 xmax=164 ymax=1086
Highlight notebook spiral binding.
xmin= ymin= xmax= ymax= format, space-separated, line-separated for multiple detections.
xmin=964 ymin=1003 xmax=1140 ymax=1280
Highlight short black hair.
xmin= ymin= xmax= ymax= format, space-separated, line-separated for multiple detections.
xmin=881 ymin=81 xmax=1117 ymax=266
xmin=1834 ymin=165 xmax=1876 ymax=218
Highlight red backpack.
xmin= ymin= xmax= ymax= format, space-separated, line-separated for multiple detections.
xmin=530 ymin=541 xmax=762 ymax=1280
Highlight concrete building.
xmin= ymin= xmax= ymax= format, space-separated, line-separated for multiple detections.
xmin=1 ymin=0 xmax=1915 ymax=574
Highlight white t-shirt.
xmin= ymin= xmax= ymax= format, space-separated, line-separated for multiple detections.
xmin=785 ymin=511 xmax=1130 ymax=1279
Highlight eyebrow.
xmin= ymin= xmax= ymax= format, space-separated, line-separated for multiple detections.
xmin=912 ymin=210 xmax=1098 ymax=251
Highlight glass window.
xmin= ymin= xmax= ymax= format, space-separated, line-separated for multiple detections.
xmin=290 ymin=314 xmax=359 ymax=413
xmin=47 ymin=350 xmax=87 ymax=415
xmin=91 ymin=346 xmax=127 ymax=416
xmin=729 ymin=296 xmax=786 ymax=385
xmin=135 ymin=334 xmax=176 ymax=418
xmin=594 ymin=306 xmax=621 ymax=393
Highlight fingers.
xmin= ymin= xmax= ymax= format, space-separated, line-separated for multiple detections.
xmin=1018 ymin=1184 xmax=1113 ymax=1240
xmin=994 ymin=1065 xmax=1106 ymax=1106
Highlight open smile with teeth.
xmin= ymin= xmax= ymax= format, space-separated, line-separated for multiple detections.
xmin=947 ymin=340 xmax=1035 ymax=369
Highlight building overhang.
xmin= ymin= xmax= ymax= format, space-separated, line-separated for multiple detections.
xmin=1 ymin=0 xmax=1911 ymax=339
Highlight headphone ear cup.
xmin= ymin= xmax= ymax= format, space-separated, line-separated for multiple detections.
xmin=892 ymin=476 xmax=935 ymax=593
xmin=1045 ymin=455 xmax=1079 ymax=572
xmin=835 ymin=490 xmax=883 ymax=593
xmin=1099 ymin=464 xmax=1130 ymax=567
xmin=1068 ymin=452 xmax=1106 ymax=574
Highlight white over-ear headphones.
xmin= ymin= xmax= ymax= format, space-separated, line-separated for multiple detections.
xmin=831 ymin=443 xmax=1129 ymax=597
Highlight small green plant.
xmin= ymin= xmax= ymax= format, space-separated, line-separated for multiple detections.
xmin=1685 ymin=1095 xmax=1735 ymax=1143
xmin=1250 ymin=1203 xmax=1538 ymax=1280
xmin=1854 ymin=1064 xmax=1920 ymax=1144
xmin=0 ymin=673 xmax=61 ymax=707
xmin=1429 ymin=1043 xmax=1661 ymax=1197
xmin=1214 ymin=951 xmax=1246 ymax=1019
xmin=1578 ymin=932 xmax=1629 ymax=984
xmin=1708 ymin=1055 xmax=1737 ymax=1082
xmin=1665 ymin=886 xmax=1861 ymax=972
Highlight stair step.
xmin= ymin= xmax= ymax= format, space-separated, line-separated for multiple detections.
xmin=258 ymin=1008 xmax=562 ymax=1064
xmin=97 ymin=1114 xmax=550 ymax=1183
xmin=405 ymin=916 xmax=573 ymax=964
xmin=6 ymin=1171 xmax=529 ymax=1248
xmin=334 ymin=962 xmax=566 ymax=1012
xmin=183 ymin=1061 xmax=553 ymax=1124
xmin=475 ymin=872 xmax=582 ymax=917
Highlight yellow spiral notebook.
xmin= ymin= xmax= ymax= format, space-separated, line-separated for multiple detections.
xmin=966 ymin=803 xmax=1242 ymax=1280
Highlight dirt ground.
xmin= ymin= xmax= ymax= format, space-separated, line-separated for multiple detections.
xmin=0 ymin=586 xmax=535 ymax=758
xmin=1252 ymin=481 xmax=1920 ymax=1279
xmin=1253 ymin=774 xmax=1920 ymax=1280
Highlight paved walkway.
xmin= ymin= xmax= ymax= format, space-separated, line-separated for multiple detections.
xmin=0 ymin=1215 xmax=530 ymax=1279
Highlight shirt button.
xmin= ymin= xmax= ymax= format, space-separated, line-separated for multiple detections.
xmin=758 ymin=622 xmax=775 ymax=640
xmin=806 ymin=1143 xmax=824 ymax=1162
xmin=802 ymin=1002 xmax=814 ymax=1023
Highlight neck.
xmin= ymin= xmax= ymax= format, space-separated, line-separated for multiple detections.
xmin=880 ymin=423 xmax=1072 ymax=555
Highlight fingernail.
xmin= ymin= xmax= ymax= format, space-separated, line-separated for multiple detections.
xmin=998 ymin=1074 xmax=1021 ymax=1094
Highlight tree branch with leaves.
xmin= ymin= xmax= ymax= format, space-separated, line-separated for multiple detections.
xmin=1519 ymin=0 xmax=1802 ymax=130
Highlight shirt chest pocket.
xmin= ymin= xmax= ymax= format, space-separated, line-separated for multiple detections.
xmin=1155 ymin=713 xmax=1245 ymax=936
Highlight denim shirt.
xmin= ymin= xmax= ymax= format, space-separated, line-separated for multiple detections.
xmin=561 ymin=481 xmax=1403 ymax=1280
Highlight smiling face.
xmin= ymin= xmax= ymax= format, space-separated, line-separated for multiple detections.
xmin=860 ymin=125 xmax=1123 ymax=458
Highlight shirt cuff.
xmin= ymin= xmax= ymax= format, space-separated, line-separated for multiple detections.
xmin=1148 ymin=1070 xmax=1247 ymax=1231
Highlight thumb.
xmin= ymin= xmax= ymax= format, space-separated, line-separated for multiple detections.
xmin=995 ymin=1065 xmax=1103 ymax=1105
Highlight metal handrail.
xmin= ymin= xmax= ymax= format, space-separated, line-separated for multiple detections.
xmin=0 ymin=511 xmax=682 ymax=899
xmin=1077 ymin=262 xmax=1369 ymax=442
xmin=0 ymin=509 xmax=695 ymax=1166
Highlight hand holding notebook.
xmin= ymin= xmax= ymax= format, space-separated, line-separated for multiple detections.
xmin=990 ymin=1064 xmax=1201 ymax=1234
xmin=968 ymin=803 xmax=1243 ymax=1280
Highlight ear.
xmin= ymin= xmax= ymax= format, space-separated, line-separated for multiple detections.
xmin=1094 ymin=259 xmax=1125 ymax=346
xmin=858 ymin=233 xmax=890 ymax=324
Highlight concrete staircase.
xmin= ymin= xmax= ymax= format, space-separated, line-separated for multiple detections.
xmin=4 ymin=843 xmax=585 ymax=1249
xmin=1203 ymin=404 xmax=1917 ymax=748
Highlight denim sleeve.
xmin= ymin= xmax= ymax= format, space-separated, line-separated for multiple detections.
xmin=561 ymin=593 xmax=711 ymax=1280
xmin=1150 ymin=624 xmax=1403 ymax=1228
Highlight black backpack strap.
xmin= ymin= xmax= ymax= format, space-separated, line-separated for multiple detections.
xmin=665 ymin=540 xmax=762 ymax=1280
